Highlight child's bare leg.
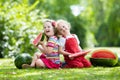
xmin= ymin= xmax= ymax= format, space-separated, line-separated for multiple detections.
xmin=35 ymin=59 xmax=46 ymax=68
xmin=22 ymin=52 xmax=41 ymax=69
xmin=30 ymin=52 xmax=41 ymax=67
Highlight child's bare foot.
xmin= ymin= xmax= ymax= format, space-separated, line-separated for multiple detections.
xmin=22 ymin=64 xmax=32 ymax=69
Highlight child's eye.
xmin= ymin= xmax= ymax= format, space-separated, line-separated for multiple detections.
xmin=62 ymin=26 xmax=64 ymax=28
xmin=44 ymin=26 xmax=46 ymax=29
xmin=48 ymin=26 xmax=50 ymax=28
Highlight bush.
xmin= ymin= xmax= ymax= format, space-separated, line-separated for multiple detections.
xmin=0 ymin=0 xmax=46 ymax=57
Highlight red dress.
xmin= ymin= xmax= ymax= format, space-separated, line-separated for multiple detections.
xmin=40 ymin=54 xmax=60 ymax=69
xmin=40 ymin=36 xmax=60 ymax=69
xmin=63 ymin=35 xmax=91 ymax=68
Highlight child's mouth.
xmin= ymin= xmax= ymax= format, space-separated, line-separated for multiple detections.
xmin=46 ymin=30 xmax=50 ymax=33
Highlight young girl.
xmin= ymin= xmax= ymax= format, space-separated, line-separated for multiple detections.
xmin=22 ymin=19 xmax=60 ymax=69
xmin=56 ymin=19 xmax=91 ymax=68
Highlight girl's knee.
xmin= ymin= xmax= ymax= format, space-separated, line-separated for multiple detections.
xmin=34 ymin=52 xmax=41 ymax=58
xmin=72 ymin=62 xmax=84 ymax=68
xmin=34 ymin=52 xmax=39 ymax=56
xmin=77 ymin=63 xmax=84 ymax=68
xmin=83 ymin=61 xmax=92 ymax=67
xmin=86 ymin=62 xmax=92 ymax=67
xmin=35 ymin=59 xmax=45 ymax=68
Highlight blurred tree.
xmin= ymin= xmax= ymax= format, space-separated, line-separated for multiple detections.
xmin=38 ymin=0 xmax=97 ymax=48
xmin=0 ymin=0 xmax=119 ymax=58
xmin=96 ymin=0 xmax=120 ymax=46
xmin=107 ymin=0 xmax=120 ymax=46
xmin=0 ymin=16 xmax=5 ymax=58
xmin=0 ymin=0 xmax=46 ymax=58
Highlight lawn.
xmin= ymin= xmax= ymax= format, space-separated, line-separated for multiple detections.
xmin=0 ymin=47 xmax=120 ymax=80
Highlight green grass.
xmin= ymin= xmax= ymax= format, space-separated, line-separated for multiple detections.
xmin=0 ymin=47 xmax=120 ymax=80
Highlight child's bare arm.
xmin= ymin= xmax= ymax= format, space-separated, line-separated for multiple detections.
xmin=37 ymin=41 xmax=53 ymax=54
xmin=58 ymin=46 xmax=71 ymax=55
xmin=37 ymin=45 xmax=45 ymax=53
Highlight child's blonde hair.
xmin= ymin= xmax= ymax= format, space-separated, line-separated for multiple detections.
xmin=56 ymin=19 xmax=71 ymax=29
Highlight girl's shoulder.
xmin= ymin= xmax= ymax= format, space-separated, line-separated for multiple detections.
xmin=72 ymin=34 xmax=77 ymax=36
xmin=65 ymin=34 xmax=76 ymax=39
xmin=49 ymin=36 xmax=58 ymax=40
xmin=71 ymin=34 xmax=78 ymax=38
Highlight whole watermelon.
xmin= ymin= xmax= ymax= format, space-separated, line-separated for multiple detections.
xmin=14 ymin=53 xmax=32 ymax=69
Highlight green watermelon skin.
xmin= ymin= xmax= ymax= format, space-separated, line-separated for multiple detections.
xmin=115 ymin=57 xmax=120 ymax=66
xmin=90 ymin=58 xmax=118 ymax=67
xmin=14 ymin=53 xmax=32 ymax=69
xmin=41 ymin=33 xmax=45 ymax=41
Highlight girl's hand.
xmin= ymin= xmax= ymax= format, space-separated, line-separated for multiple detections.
xmin=34 ymin=41 xmax=44 ymax=48
xmin=38 ymin=41 xmax=44 ymax=45
xmin=69 ymin=55 xmax=74 ymax=60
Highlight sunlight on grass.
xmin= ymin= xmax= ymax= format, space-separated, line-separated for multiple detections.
xmin=0 ymin=47 xmax=120 ymax=80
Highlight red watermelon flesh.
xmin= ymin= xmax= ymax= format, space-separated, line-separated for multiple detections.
xmin=91 ymin=50 xmax=116 ymax=59
xmin=33 ymin=32 xmax=43 ymax=46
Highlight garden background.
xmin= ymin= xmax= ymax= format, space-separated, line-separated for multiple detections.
xmin=0 ymin=0 xmax=120 ymax=80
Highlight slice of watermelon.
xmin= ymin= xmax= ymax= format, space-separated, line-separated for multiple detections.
xmin=69 ymin=50 xmax=91 ymax=58
xmin=33 ymin=32 xmax=43 ymax=46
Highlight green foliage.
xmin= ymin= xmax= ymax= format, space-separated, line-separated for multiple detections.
xmin=107 ymin=0 xmax=120 ymax=46
xmin=0 ymin=0 xmax=46 ymax=57
xmin=96 ymin=23 xmax=109 ymax=46
xmin=0 ymin=0 xmax=120 ymax=57
xmin=38 ymin=0 xmax=97 ymax=48
xmin=96 ymin=0 xmax=120 ymax=46
xmin=0 ymin=15 xmax=5 ymax=58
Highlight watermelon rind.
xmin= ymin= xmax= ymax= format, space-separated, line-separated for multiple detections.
xmin=90 ymin=58 xmax=118 ymax=67
xmin=41 ymin=33 xmax=45 ymax=41
xmin=115 ymin=57 xmax=120 ymax=66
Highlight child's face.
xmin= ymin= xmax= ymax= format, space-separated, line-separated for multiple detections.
xmin=57 ymin=22 xmax=70 ymax=36
xmin=43 ymin=22 xmax=54 ymax=37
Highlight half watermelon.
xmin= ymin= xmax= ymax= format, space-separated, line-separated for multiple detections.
xmin=90 ymin=49 xmax=118 ymax=67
